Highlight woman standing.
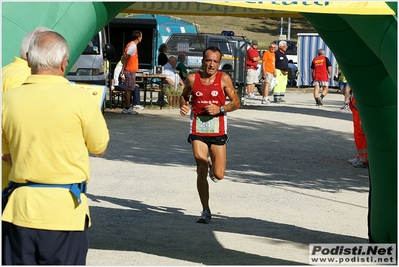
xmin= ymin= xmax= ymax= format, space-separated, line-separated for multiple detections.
xmin=157 ymin=43 xmax=168 ymax=66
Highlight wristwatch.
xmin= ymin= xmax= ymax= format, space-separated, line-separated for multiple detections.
xmin=219 ymin=106 xmax=225 ymax=114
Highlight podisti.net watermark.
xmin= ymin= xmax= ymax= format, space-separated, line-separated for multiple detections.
xmin=309 ymin=243 xmax=396 ymax=265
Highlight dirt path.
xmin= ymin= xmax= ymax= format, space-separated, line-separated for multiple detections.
xmin=86 ymin=89 xmax=369 ymax=265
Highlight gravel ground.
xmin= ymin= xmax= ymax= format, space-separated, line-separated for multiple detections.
xmin=86 ymin=88 xmax=369 ymax=265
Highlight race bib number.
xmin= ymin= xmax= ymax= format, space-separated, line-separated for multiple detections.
xmin=196 ymin=116 xmax=220 ymax=134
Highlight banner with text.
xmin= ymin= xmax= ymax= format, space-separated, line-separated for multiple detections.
xmin=122 ymin=2 xmax=395 ymax=17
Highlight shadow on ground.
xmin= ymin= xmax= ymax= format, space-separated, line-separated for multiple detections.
xmin=90 ymin=102 xmax=369 ymax=264
xmin=87 ymin=193 xmax=367 ymax=265
xmin=101 ymin=107 xmax=368 ymax=194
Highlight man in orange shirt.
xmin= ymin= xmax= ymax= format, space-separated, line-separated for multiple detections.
xmin=260 ymin=42 xmax=277 ymax=104
xmin=122 ymin=30 xmax=142 ymax=115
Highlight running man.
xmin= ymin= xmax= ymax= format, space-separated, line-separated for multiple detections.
xmin=179 ymin=46 xmax=240 ymax=223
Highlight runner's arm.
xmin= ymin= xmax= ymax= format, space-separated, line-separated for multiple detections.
xmin=221 ymin=73 xmax=240 ymax=112
xmin=180 ymin=74 xmax=193 ymax=116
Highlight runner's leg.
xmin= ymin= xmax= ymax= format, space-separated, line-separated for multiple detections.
xmin=209 ymin=144 xmax=226 ymax=180
xmin=191 ymin=140 xmax=210 ymax=211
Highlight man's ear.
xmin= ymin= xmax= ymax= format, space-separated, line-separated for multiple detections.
xmin=61 ymin=57 xmax=68 ymax=73
xmin=26 ymin=52 xmax=31 ymax=67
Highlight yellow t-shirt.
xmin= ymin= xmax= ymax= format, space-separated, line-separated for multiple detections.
xmin=2 ymin=57 xmax=32 ymax=189
xmin=2 ymin=75 xmax=109 ymax=231
xmin=2 ymin=57 xmax=31 ymax=93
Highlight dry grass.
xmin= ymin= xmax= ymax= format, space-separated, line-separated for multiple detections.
xmin=177 ymin=15 xmax=315 ymax=50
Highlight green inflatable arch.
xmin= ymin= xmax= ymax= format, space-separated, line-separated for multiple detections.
xmin=2 ymin=2 xmax=397 ymax=243
xmin=302 ymin=4 xmax=397 ymax=243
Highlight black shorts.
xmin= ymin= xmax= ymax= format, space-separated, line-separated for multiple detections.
xmin=187 ymin=134 xmax=229 ymax=148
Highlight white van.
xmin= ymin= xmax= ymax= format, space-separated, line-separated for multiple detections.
xmin=66 ymin=30 xmax=115 ymax=85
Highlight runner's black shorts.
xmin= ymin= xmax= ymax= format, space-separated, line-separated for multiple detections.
xmin=187 ymin=134 xmax=229 ymax=148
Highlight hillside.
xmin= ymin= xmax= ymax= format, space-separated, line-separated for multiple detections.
xmin=176 ymin=15 xmax=316 ymax=50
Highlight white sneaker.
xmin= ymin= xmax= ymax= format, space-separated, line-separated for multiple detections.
xmin=341 ymin=103 xmax=349 ymax=110
xmin=134 ymin=105 xmax=144 ymax=110
xmin=122 ymin=107 xmax=138 ymax=115
xmin=348 ymin=157 xmax=358 ymax=164
xmin=261 ymin=97 xmax=270 ymax=104
xmin=246 ymin=93 xmax=257 ymax=99
xmin=349 ymin=157 xmax=368 ymax=168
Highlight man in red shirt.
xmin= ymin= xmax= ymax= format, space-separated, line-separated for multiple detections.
xmin=246 ymin=40 xmax=260 ymax=98
xmin=310 ymin=49 xmax=332 ymax=106
xmin=180 ymin=46 xmax=240 ymax=223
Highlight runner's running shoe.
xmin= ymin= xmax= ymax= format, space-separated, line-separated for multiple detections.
xmin=196 ymin=208 xmax=211 ymax=223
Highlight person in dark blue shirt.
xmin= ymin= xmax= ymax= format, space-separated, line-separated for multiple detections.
xmin=157 ymin=43 xmax=168 ymax=66
xmin=287 ymin=59 xmax=298 ymax=87
xmin=273 ymin=41 xmax=289 ymax=102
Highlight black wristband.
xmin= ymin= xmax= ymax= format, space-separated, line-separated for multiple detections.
xmin=181 ymin=94 xmax=189 ymax=102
